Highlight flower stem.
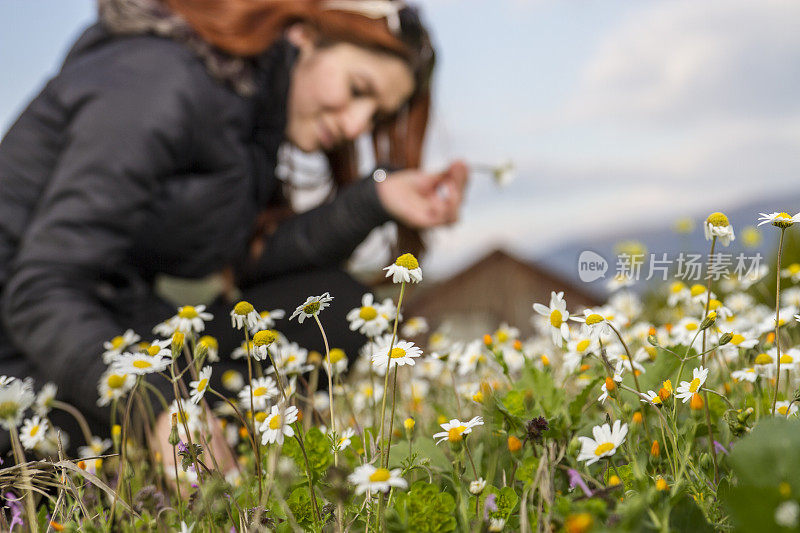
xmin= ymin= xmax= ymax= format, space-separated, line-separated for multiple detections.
xmin=244 ymin=329 xmax=264 ymax=502
xmin=701 ymin=235 xmax=719 ymax=482
xmin=773 ymin=228 xmax=787 ymax=415
xmin=313 ymin=314 xmax=337 ymax=467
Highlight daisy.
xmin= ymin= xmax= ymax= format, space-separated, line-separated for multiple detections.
xmin=221 ymin=369 xmax=244 ymax=391
xmin=384 ymin=253 xmax=423 ymax=284
xmin=333 ymin=427 xmax=355 ymax=451
xmin=323 ymin=348 xmax=349 ymax=375
xmin=731 ymin=367 xmax=758 ymax=383
xmin=401 ymin=316 xmax=429 ymax=338
xmin=249 ymin=308 xmax=286 ymax=335
xmin=231 ymin=340 xmax=255 ymax=360
xmin=782 ymin=263 xmax=800 ymax=283
xmin=78 ymin=436 xmax=112 ymax=459
xmin=675 ymin=366 xmax=709 ymax=403
xmin=576 ymin=420 xmax=628 ymax=465
xmin=111 ymin=352 xmax=170 ymax=375
xmin=432 ymin=416 xmax=484 ymax=444
xmin=454 ymin=339 xmax=486 ymax=376
xmin=102 ymin=329 xmax=140 ymax=364
xmin=757 ymin=211 xmax=800 ymax=228
xmin=267 ymin=341 xmax=313 ymax=376
xmin=0 ymin=379 xmax=35 ymax=429
xmin=533 ymin=291 xmax=570 ymax=346
xmin=492 ymin=160 xmax=515 ymax=187
xmin=189 ymin=366 xmax=212 ymax=405
xmin=252 ymin=330 xmax=279 ymax=361
xmin=640 ymin=390 xmax=663 ymax=407
xmin=170 ymin=400 xmax=203 ymax=436
xmin=775 ymin=401 xmax=799 ymax=417
xmin=348 ymin=463 xmax=408 ymax=495
xmin=597 ymin=363 xmax=624 ymax=403
xmin=197 ymin=335 xmax=220 ymax=363
xmin=0 ymin=376 xmax=15 ymax=387
xmin=19 ymin=416 xmax=48 ymax=450
xmin=704 ymin=212 xmax=735 ymax=246
xmin=230 ymin=301 xmax=260 ymax=331
xmin=667 ymin=281 xmax=691 ymax=307
xmin=290 ymin=293 xmax=333 ymax=324
xmin=34 ymin=382 xmax=57 ymax=417
xmin=238 ymin=377 xmax=279 ymax=411
xmin=174 ymin=305 xmax=214 ymax=334
xmin=371 ymin=340 xmax=423 ymax=369
xmin=259 ymin=403 xmax=299 ymax=445
xmin=571 ymin=310 xmax=614 ymax=343
xmin=347 ymin=293 xmax=391 ymax=338
xmin=469 ymin=477 xmax=487 ymax=495
xmin=97 ymin=370 xmax=136 ymax=406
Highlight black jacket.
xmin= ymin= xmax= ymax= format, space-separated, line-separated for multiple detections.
xmin=0 ymin=23 xmax=391 ymax=421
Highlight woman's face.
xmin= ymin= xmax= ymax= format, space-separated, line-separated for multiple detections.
xmin=285 ymin=27 xmax=415 ymax=153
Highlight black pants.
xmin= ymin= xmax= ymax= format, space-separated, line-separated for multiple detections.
xmin=0 ymin=268 xmax=369 ymax=455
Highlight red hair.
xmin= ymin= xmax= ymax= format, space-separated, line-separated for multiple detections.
xmin=164 ymin=0 xmax=434 ymax=257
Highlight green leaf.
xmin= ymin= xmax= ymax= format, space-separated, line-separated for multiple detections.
xmin=388 ymin=481 xmax=457 ymax=532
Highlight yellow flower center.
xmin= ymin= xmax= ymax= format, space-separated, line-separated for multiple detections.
xmin=790 ymin=264 xmax=800 ymax=275
xmin=0 ymin=401 xmax=19 ymax=419
xmin=369 ymin=468 xmax=392 ymax=482
xmin=708 ymin=299 xmax=721 ymax=310
xmin=255 ymin=412 xmax=268 ymax=423
xmin=670 ymin=281 xmax=686 ymax=294
xmin=662 ymin=380 xmax=673 ymax=392
xmin=329 ymin=348 xmax=346 ymax=363
xmin=359 ymin=306 xmax=378 ymax=320
xmin=689 ymin=377 xmax=701 ymax=392
xmin=730 ymin=334 xmax=745 ymax=345
xmin=781 ymin=354 xmax=794 ymax=364
xmin=196 ymin=378 xmax=208 ymax=392
xmin=448 ymin=426 xmax=466 ymax=442
xmin=706 ymin=212 xmax=729 ymax=227
xmin=394 ymin=253 xmax=419 ymax=270
xmin=690 ymin=284 xmax=706 ymax=297
xmin=260 ymin=311 xmax=271 ymax=318
xmin=364 ymin=386 xmax=374 ymax=397
xmin=303 ymin=301 xmax=321 ymax=315
xmin=198 ymin=336 xmax=218 ymax=350
xmin=585 ymin=314 xmax=604 ymax=325
xmin=755 ymin=353 xmax=774 ymax=365
xmin=778 ymin=406 xmax=789 ymax=416
xmin=496 ymin=330 xmax=509 ymax=344
xmin=685 ymin=322 xmax=698 ymax=331
xmin=107 ymin=374 xmax=126 ymax=389
xmin=550 ymin=309 xmax=563 ymax=328
xmin=29 ymin=424 xmax=40 ymax=437
xmin=233 ymin=301 xmax=255 ymax=316
xmin=269 ymin=414 xmax=282 ymax=430
xmin=774 ymin=213 xmax=795 ymax=228
xmin=576 ymin=339 xmax=591 ymax=352
xmin=133 ymin=360 xmax=152 ymax=369
xmin=111 ymin=336 xmax=125 ymax=349
xmin=253 ymin=387 xmax=268 ymax=397
xmin=594 ymin=442 xmax=615 ymax=456
xmin=253 ymin=330 xmax=277 ymax=346
xmin=390 ymin=347 xmax=406 ymax=359
xmin=147 ymin=345 xmax=160 ymax=357
xmin=178 ymin=306 xmax=198 ymax=319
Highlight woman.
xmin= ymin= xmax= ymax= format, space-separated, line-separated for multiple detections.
xmin=0 ymin=0 xmax=467 ymax=444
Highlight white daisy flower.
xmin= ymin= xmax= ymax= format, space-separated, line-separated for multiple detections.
xmin=189 ymin=366 xmax=212 ymax=405
xmin=492 ymin=160 xmax=515 ymax=187
xmin=0 ymin=376 xmax=15 ymax=387
xmin=230 ymin=301 xmax=260 ymax=331
xmin=34 ymin=382 xmax=57 ymax=417
xmin=469 ymin=477 xmax=487 ymax=495
xmin=259 ymin=404 xmax=299 ymax=445
xmin=97 ymin=370 xmax=136 ymax=407
xmin=78 ymin=436 xmax=112 ymax=459
xmin=348 ymin=464 xmax=408 ymax=495
xmin=775 ymin=401 xmax=799 ymax=417
xmin=170 ymin=399 xmax=204 ymax=436
xmin=19 ymin=415 xmax=48 ymax=450
xmin=640 ymin=390 xmax=663 ymax=407
xmin=533 ymin=291 xmax=570 ymax=346
xmin=221 ymin=369 xmax=245 ymax=391
xmin=731 ymin=367 xmax=758 ymax=383
xmin=704 ymin=212 xmax=735 ymax=246
xmin=267 ymin=340 xmax=313 ymax=376
xmin=454 ymin=339 xmax=486 ymax=376
xmin=290 ymin=293 xmax=334 ymax=324
xmin=371 ymin=340 xmax=423 ymax=369
xmin=197 ymin=335 xmax=220 ymax=363
xmin=333 ymin=427 xmax=355 ymax=451
xmin=111 ymin=351 xmax=170 ymax=375
xmin=230 ymin=340 xmax=255 ymax=360
xmin=384 ymin=253 xmax=423 ymax=284
xmin=757 ymin=211 xmax=800 ymax=228
xmin=347 ymin=293 xmax=391 ymax=338
xmin=0 ymin=379 xmax=35 ymax=429
xmin=249 ymin=309 xmax=286 ymax=335
xmin=102 ymin=329 xmax=141 ymax=364
xmin=432 ymin=416 xmax=484 ymax=444
xmin=576 ymin=420 xmax=628 ymax=465
xmin=323 ymin=348 xmax=349 ymax=375
xmin=781 ymin=263 xmax=800 ymax=283
xmin=675 ymin=366 xmax=709 ymax=403
xmin=238 ymin=377 xmax=279 ymax=411
xmin=401 ymin=317 xmax=429 ymax=338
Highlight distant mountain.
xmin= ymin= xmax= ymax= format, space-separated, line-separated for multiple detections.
xmin=530 ymin=188 xmax=800 ymax=299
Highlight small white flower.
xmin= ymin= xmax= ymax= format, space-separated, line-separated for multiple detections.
xmin=97 ymin=370 xmax=136 ymax=406
xmin=290 ymin=293 xmax=333 ymax=324
xmin=333 ymin=427 xmax=355 ymax=451
xmin=488 ymin=518 xmax=506 ymax=532
xmin=348 ymin=464 xmax=408 ymax=495
xmin=492 ymin=160 xmax=515 ymax=187
xmin=249 ymin=309 xmax=285 ymax=334
xmin=757 ymin=211 xmax=800 ymax=228
xmin=0 ymin=379 xmax=35 ymax=429
xmin=34 ymin=382 xmax=57 ymax=417
xmin=230 ymin=301 xmax=260 ymax=331
xmin=78 ymin=436 xmax=112 ymax=459
xmin=174 ymin=305 xmax=214 ymax=334
xmin=371 ymin=340 xmax=423 ymax=369
xmin=577 ymin=420 xmax=628 ymax=465
xmin=170 ymin=400 xmax=204 ymax=436
xmin=239 ymin=377 xmax=279 ymax=411
xmin=260 ymin=404 xmax=298 ymax=445
xmin=401 ymin=316 xmax=429 ymax=338
xmin=189 ymin=366 xmax=212 ymax=405
xmin=533 ymin=291 xmax=570 ymax=346
xmin=469 ymin=477 xmax=487 ymax=495
xmin=383 ymin=253 xmax=423 ymax=284
xmin=704 ymin=212 xmax=735 ymax=246
xmin=432 ymin=416 xmax=484 ymax=444
xmin=775 ymin=401 xmax=799 ymax=417
xmin=731 ymin=367 xmax=758 ymax=383
xmin=19 ymin=416 xmax=48 ymax=450
xmin=111 ymin=351 xmax=170 ymax=375
xmin=221 ymin=369 xmax=245 ymax=391
xmin=102 ymin=329 xmax=141 ymax=364
xmin=675 ymin=366 xmax=709 ymax=403
xmin=347 ymin=293 xmax=391 ymax=337
xmin=775 ymin=500 xmax=800 ymax=528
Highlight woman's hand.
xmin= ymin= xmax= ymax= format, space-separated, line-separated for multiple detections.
xmin=375 ymin=160 xmax=468 ymax=229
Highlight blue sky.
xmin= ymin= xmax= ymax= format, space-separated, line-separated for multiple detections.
xmin=3 ymin=0 xmax=799 ymax=278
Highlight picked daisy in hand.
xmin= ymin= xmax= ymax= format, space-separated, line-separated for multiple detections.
xmin=111 ymin=351 xmax=170 ymax=375
xmin=675 ymin=366 xmax=709 ymax=403
xmin=576 ymin=420 xmax=628 ymax=465
xmin=102 ymin=329 xmax=141 ymax=364
xmin=704 ymin=212 xmax=735 ymax=246
xmin=19 ymin=415 xmax=48 ymax=450
xmin=384 ymin=253 xmax=423 ymax=284
xmin=230 ymin=301 xmax=260 ymax=331
xmin=433 ymin=416 xmax=484 ymax=444
xmin=757 ymin=212 xmax=800 ymax=228
xmin=533 ymin=291 xmax=570 ymax=346
xmin=260 ymin=403 xmax=299 ymax=445
xmin=238 ymin=376 xmax=279 ymax=411
xmin=189 ymin=366 xmax=212 ymax=404
xmin=371 ymin=339 xmax=423 ymax=369
xmin=348 ymin=463 xmax=408 ymax=495
xmin=290 ymin=293 xmax=333 ymax=324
